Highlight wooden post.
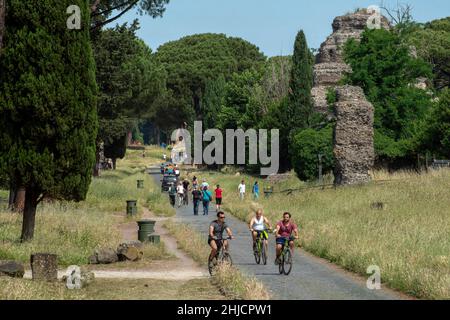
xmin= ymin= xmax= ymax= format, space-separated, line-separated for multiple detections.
xmin=30 ymin=253 xmax=58 ymax=281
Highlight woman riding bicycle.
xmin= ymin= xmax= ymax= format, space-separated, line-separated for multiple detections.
xmin=274 ymin=212 xmax=299 ymax=265
xmin=249 ymin=209 xmax=272 ymax=254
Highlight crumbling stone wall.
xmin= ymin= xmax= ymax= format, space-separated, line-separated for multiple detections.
xmin=333 ymin=86 xmax=374 ymax=185
xmin=312 ymin=10 xmax=390 ymax=115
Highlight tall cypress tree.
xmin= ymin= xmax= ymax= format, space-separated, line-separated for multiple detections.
xmin=0 ymin=0 xmax=98 ymax=241
xmin=288 ymin=30 xmax=314 ymax=130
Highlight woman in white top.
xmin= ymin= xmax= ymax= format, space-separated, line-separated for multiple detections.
xmin=249 ymin=209 xmax=273 ymax=253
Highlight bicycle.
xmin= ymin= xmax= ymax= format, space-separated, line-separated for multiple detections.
xmin=176 ymin=193 xmax=184 ymax=207
xmin=208 ymin=237 xmax=233 ymax=276
xmin=277 ymin=236 xmax=294 ymax=275
xmin=253 ymin=229 xmax=269 ymax=265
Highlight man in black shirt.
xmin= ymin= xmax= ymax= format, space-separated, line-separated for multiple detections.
xmin=208 ymin=211 xmax=234 ymax=262
xmin=191 ymin=186 xmax=202 ymax=215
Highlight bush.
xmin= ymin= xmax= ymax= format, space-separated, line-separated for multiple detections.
xmin=290 ymin=125 xmax=334 ymax=181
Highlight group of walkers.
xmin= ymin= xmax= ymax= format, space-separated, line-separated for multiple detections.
xmin=164 ymin=167 xmax=299 ymax=270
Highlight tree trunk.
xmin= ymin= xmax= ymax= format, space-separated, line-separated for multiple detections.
xmin=8 ymin=187 xmax=15 ymax=210
xmin=14 ymin=187 xmax=26 ymax=212
xmin=93 ymin=146 xmax=101 ymax=177
xmin=21 ymin=187 xmax=39 ymax=242
xmin=0 ymin=0 xmax=5 ymax=52
xmin=30 ymin=253 xmax=58 ymax=282
xmin=155 ymin=125 xmax=160 ymax=146
xmin=112 ymin=157 xmax=117 ymax=170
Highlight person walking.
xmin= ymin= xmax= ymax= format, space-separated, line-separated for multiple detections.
xmin=182 ymin=178 xmax=190 ymax=205
xmin=252 ymin=181 xmax=260 ymax=201
xmin=202 ymin=186 xmax=213 ymax=216
xmin=214 ymin=184 xmax=223 ymax=211
xmin=238 ymin=180 xmax=246 ymax=201
xmin=192 ymin=186 xmax=202 ymax=216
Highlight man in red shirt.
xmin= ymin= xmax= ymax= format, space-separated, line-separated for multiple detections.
xmin=214 ymin=184 xmax=223 ymax=212
xmin=274 ymin=212 xmax=299 ymax=265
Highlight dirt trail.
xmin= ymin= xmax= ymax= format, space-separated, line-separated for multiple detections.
xmin=24 ymin=207 xmax=208 ymax=281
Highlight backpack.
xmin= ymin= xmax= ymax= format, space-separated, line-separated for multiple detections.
xmin=203 ymin=190 xmax=212 ymax=202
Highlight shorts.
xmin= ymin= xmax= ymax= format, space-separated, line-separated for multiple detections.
xmin=276 ymin=236 xmax=294 ymax=246
xmin=216 ymin=198 xmax=222 ymax=205
xmin=208 ymin=238 xmax=224 ymax=247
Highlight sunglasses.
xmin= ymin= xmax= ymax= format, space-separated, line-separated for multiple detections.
xmin=219 ymin=216 xmax=225 ymax=219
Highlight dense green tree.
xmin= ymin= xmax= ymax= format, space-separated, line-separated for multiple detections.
xmin=407 ymin=17 xmax=450 ymax=90
xmin=202 ymin=76 xmax=226 ymax=130
xmin=0 ymin=0 xmax=98 ymax=241
xmin=155 ymin=33 xmax=266 ymax=128
xmin=93 ymin=21 xmax=165 ymax=170
xmin=421 ymin=89 xmax=450 ymax=158
xmin=290 ymin=125 xmax=334 ymax=181
xmin=344 ymin=28 xmax=433 ymax=164
xmin=288 ymin=30 xmax=314 ymax=129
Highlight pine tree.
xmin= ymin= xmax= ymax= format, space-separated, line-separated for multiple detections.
xmin=288 ymin=30 xmax=314 ymax=130
xmin=0 ymin=0 xmax=98 ymax=241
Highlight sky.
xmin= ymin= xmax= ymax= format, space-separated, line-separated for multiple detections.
xmin=116 ymin=0 xmax=450 ymax=57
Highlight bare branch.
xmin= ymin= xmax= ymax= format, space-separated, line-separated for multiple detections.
xmin=91 ymin=0 xmax=139 ymax=30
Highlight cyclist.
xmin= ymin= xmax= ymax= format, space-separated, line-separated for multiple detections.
xmin=274 ymin=212 xmax=299 ymax=265
xmin=249 ymin=208 xmax=272 ymax=254
xmin=209 ymin=211 xmax=234 ymax=263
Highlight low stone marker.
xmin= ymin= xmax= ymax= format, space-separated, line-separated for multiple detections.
xmin=30 ymin=253 xmax=58 ymax=282
xmin=117 ymin=241 xmax=143 ymax=262
xmin=0 ymin=260 xmax=25 ymax=278
xmin=88 ymin=248 xmax=119 ymax=264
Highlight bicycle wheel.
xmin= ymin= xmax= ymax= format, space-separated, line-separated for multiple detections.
xmin=208 ymin=255 xmax=218 ymax=276
xmin=221 ymin=251 xmax=233 ymax=266
xmin=261 ymin=241 xmax=267 ymax=265
xmin=254 ymin=239 xmax=261 ymax=264
xmin=282 ymin=249 xmax=293 ymax=275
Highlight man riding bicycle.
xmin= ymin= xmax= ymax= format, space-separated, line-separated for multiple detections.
xmin=274 ymin=212 xmax=299 ymax=265
xmin=209 ymin=211 xmax=234 ymax=263
xmin=249 ymin=209 xmax=272 ymax=254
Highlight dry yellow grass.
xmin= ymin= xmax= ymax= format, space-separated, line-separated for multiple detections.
xmin=189 ymin=168 xmax=450 ymax=300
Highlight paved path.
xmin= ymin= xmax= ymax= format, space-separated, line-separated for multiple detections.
xmin=150 ymin=168 xmax=407 ymax=300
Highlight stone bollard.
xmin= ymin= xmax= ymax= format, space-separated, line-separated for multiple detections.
xmin=31 ymin=253 xmax=58 ymax=282
xmin=126 ymin=200 xmax=137 ymax=216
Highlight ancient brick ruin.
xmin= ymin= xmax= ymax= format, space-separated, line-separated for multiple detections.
xmin=311 ymin=10 xmax=390 ymax=116
xmin=333 ymin=86 xmax=375 ymax=185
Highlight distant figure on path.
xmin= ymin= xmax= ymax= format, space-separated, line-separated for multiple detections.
xmin=214 ymin=184 xmax=223 ymax=211
xmin=238 ymin=180 xmax=246 ymax=201
xmin=201 ymin=178 xmax=209 ymax=189
xmin=252 ymin=181 xmax=259 ymax=201
xmin=168 ymin=183 xmax=177 ymax=207
xmin=202 ymin=186 xmax=213 ymax=215
xmin=192 ymin=186 xmax=202 ymax=215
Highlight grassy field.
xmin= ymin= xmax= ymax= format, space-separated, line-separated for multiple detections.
xmin=0 ymin=277 xmax=225 ymax=300
xmin=187 ymin=168 xmax=450 ymax=300
xmin=0 ymin=146 xmax=171 ymax=266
